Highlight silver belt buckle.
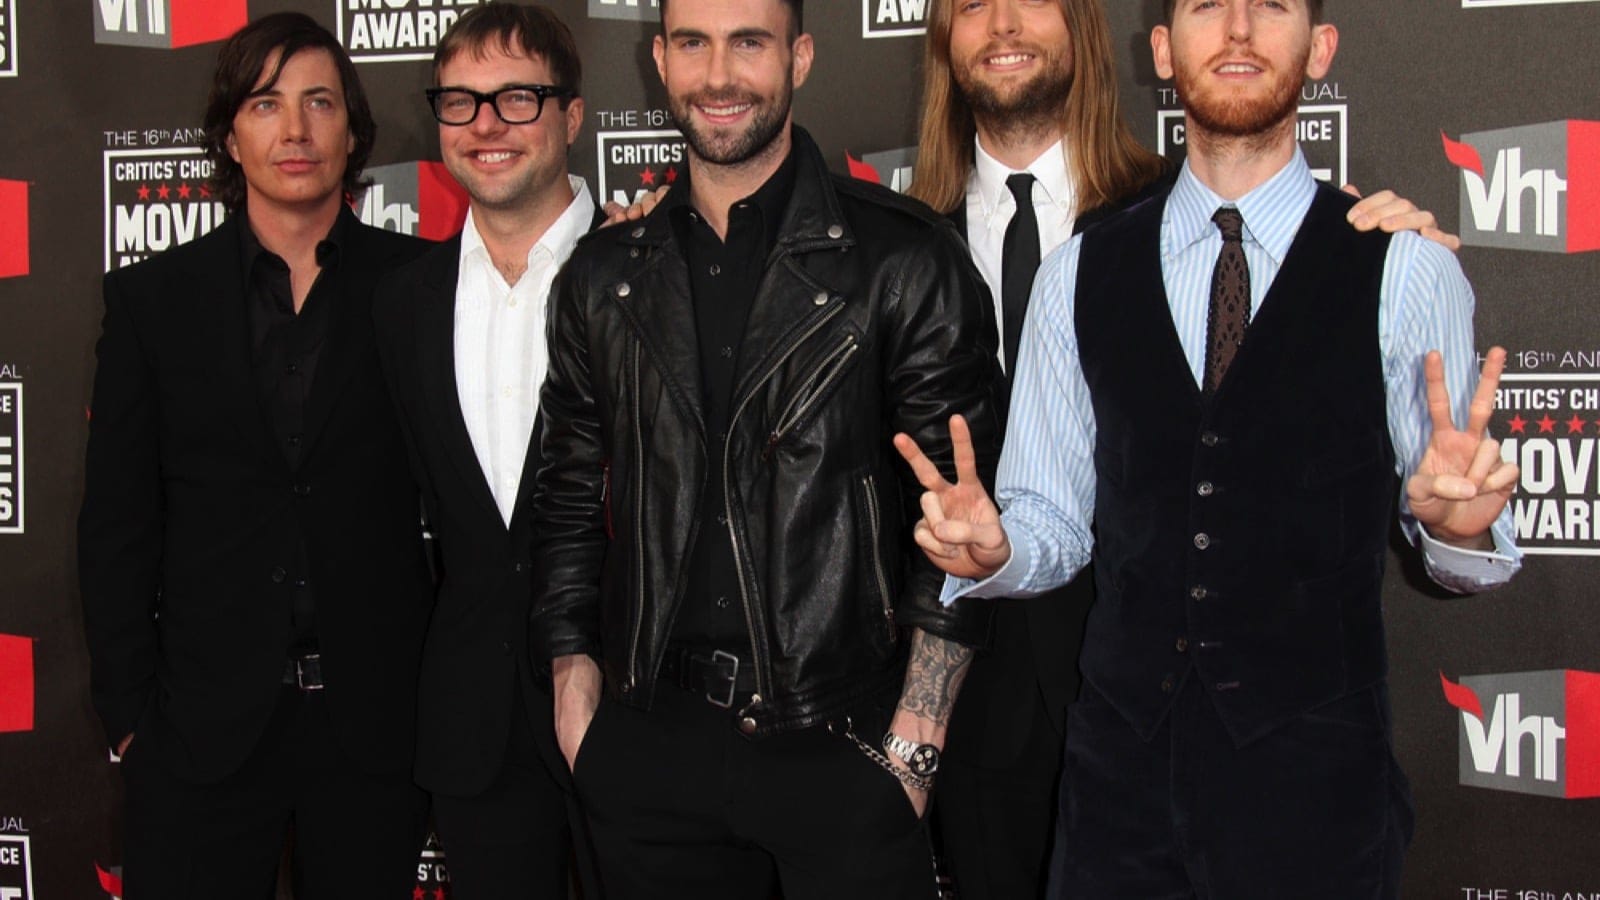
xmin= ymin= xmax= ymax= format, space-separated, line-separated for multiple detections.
xmin=296 ymin=653 xmax=324 ymax=692
xmin=706 ymin=649 xmax=739 ymax=709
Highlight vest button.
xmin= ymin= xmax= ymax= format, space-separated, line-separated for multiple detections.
xmin=1190 ymin=585 xmax=1209 ymax=601
xmin=1193 ymin=532 xmax=1211 ymax=550
xmin=739 ymin=716 xmax=759 ymax=734
xmin=1175 ymin=637 xmax=1189 ymax=652
xmin=1196 ymin=481 xmax=1214 ymax=497
xmin=1200 ymin=431 xmax=1220 ymax=447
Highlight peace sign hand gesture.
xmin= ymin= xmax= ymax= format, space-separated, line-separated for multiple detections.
xmin=893 ymin=415 xmax=1011 ymax=580
xmin=1407 ymin=347 xmax=1520 ymax=549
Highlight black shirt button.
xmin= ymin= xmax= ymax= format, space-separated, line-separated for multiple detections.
xmin=293 ymin=579 xmax=307 ymax=590
xmin=1161 ymin=675 xmax=1175 ymax=693
xmin=709 ymin=264 xmax=722 ymax=276
xmin=287 ymin=434 xmax=302 ymax=447
xmin=716 ymin=513 xmax=728 ymax=525
xmin=270 ymin=567 xmax=287 ymax=584
xmin=1190 ymin=585 xmax=1209 ymax=601
xmin=514 ymin=562 xmax=530 ymax=573
xmin=1193 ymin=533 xmax=1210 ymax=550
xmin=1200 ymin=431 xmax=1220 ymax=447
xmin=292 ymin=483 xmax=311 ymax=497
xmin=720 ymin=345 xmax=734 ymax=359
xmin=1175 ymin=637 xmax=1189 ymax=652
xmin=716 ymin=595 xmax=731 ymax=609
xmin=1196 ymin=481 xmax=1214 ymax=497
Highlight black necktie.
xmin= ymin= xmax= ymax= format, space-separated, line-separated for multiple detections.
xmin=1001 ymin=173 xmax=1040 ymax=378
xmin=1205 ymin=207 xmax=1250 ymax=393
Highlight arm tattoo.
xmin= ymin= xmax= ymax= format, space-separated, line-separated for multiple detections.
xmin=896 ymin=630 xmax=973 ymax=727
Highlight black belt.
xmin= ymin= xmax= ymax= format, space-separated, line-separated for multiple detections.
xmin=282 ymin=653 xmax=325 ymax=691
xmin=658 ymin=646 xmax=757 ymax=708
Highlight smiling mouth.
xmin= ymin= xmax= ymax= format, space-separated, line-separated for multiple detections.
xmin=985 ymin=52 xmax=1035 ymax=66
xmin=1215 ymin=62 xmax=1264 ymax=74
xmin=698 ymin=102 xmax=753 ymax=117
xmin=471 ymin=151 xmax=518 ymax=163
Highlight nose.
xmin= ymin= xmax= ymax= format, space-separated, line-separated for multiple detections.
xmin=988 ymin=0 xmax=1021 ymax=37
xmin=283 ymin=104 xmax=309 ymax=142
xmin=469 ymin=97 xmax=506 ymax=136
xmin=705 ymin=41 xmax=735 ymax=90
xmin=1226 ymin=2 xmax=1252 ymax=41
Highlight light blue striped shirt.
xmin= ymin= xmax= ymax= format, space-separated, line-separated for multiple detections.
xmin=947 ymin=149 xmax=1521 ymax=603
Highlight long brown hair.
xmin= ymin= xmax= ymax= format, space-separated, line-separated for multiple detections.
xmin=910 ymin=0 xmax=1164 ymax=217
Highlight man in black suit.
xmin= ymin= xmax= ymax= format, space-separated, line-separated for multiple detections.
xmin=79 ymin=14 xmax=432 ymax=899
xmin=371 ymin=6 xmax=600 ymax=898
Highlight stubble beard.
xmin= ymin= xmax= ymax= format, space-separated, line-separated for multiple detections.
xmin=952 ymin=44 xmax=1073 ymax=146
xmin=670 ymin=85 xmax=793 ymax=169
xmin=1173 ymin=48 xmax=1305 ymax=143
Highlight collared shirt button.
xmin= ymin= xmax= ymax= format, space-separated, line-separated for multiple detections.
xmin=709 ymin=264 xmax=721 ymax=276
xmin=292 ymin=483 xmax=311 ymax=497
xmin=716 ymin=513 xmax=728 ymax=525
xmin=1175 ymin=637 xmax=1189 ymax=652
xmin=1190 ymin=585 xmax=1209 ymax=601
xmin=1197 ymin=481 xmax=1214 ymax=497
xmin=1193 ymin=532 xmax=1210 ymax=550
xmin=1200 ymin=431 xmax=1220 ymax=447
xmin=719 ymin=345 xmax=734 ymax=359
xmin=270 ymin=566 xmax=286 ymax=584
xmin=716 ymin=595 xmax=731 ymax=609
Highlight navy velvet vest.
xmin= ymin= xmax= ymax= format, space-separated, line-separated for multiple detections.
xmin=1074 ymin=182 xmax=1397 ymax=745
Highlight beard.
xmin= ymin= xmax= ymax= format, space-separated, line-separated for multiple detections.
xmin=1172 ymin=48 xmax=1305 ymax=138
xmin=669 ymin=84 xmax=793 ymax=168
xmin=951 ymin=41 xmax=1073 ymax=133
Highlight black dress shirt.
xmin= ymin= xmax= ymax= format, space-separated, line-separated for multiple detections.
xmin=668 ymin=149 xmax=797 ymax=651
xmin=240 ymin=209 xmax=348 ymax=651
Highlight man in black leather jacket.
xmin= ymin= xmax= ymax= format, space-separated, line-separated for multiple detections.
xmin=529 ymin=0 xmax=1001 ymax=895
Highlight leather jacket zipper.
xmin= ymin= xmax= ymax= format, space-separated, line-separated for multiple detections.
xmin=763 ymin=333 xmax=859 ymax=460
xmin=627 ymin=340 xmax=645 ymax=692
xmin=861 ymin=474 xmax=895 ymax=643
xmin=724 ymin=301 xmax=846 ymax=706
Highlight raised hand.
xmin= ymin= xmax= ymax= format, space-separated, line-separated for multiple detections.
xmin=892 ymin=414 xmax=1010 ymax=579
xmin=1407 ymin=347 xmax=1519 ymax=549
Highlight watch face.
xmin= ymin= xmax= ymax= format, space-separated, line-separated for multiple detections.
xmin=909 ymin=744 xmax=940 ymax=776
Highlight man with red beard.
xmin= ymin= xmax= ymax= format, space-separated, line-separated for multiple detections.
xmin=530 ymin=0 xmax=1001 ymax=896
xmin=908 ymin=2 xmax=1456 ymax=897
xmin=899 ymin=0 xmax=1522 ymax=897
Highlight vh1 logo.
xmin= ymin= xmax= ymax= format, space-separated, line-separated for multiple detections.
xmin=93 ymin=0 xmax=247 ymax=49
xmin=356 ymin=161 xmax=468 ymax=242
xmin=1442 ymin=120 xmax=1600 ymax=254
xmin=1440 ymin=669 xmax=1600 ymax=799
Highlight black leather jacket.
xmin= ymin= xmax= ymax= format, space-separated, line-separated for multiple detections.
xmin=531 ymin=128 xmax=1001 ymax=736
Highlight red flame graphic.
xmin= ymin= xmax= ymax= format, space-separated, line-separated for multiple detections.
xmin=96 ymin=862 xmax=124 ymax=897
xmin=1439 ymin=671 xmax=1485 ymax=721
xmin=845 ymin=153 xmax=882 ymax=185
xmin=1440 ymin=132 xmax=1486 ymax=178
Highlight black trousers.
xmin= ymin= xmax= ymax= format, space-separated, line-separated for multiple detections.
xmin=120 ymin=686 xmax=427 ymax=900
xmin=573 ymin=683 xmax=938 ymax=900
xmin=430 ymin=680 xmax=582 ymax=900
xmin=1048 ymin=678 xmax=1414 ymax=900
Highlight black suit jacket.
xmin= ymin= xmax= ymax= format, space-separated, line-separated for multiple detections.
xmin=944 ymin=172 xmax=1173 ymax=763
xmin=371 ymin=212 xmax=602 ymax=796
xmin=79 ymin=212 xmax=434 ymax=785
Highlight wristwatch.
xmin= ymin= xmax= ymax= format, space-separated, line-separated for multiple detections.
xmin=882 ymin=731 xmax=941 ymax=777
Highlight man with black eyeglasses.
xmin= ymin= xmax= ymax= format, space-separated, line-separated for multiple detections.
xmin=371 ymin=5 xmax=602 ymax=898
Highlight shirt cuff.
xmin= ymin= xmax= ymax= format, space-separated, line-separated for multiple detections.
xmin=1419 ymin=525 xmax=1522 ymax=594
xmin=938 ymin=541 xmax=1031 ymax=606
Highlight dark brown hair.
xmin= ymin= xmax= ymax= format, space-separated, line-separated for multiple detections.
xmin=659 ymin=0 xmax=803 ymax=39
xmin=910 ymin=0 xmax=1165 ymax=216
xmin=1163 ymin=0 xmax=1324 ymax=22
xmin=433 ymin=3 xmax=582 ymax=104
xmin=202 ymin=12 xmax=375 ymax=210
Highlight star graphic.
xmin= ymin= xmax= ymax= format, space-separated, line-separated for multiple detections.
xmin=1567 ymin=414 xmax=1587 ymax=434
xmin=1507 ymin=413 xmax=1528 ymax=434
xmin=665 ymin=166 xmax=679 ymax=184
xmin=413 ymin=887 xmax=426 ymax=900
xmin=433 ymin=888 xmax=447 ymax=900
xmin=1537 ymin=414 xmax=1557 ymax=434
xmin=177 ymin=182 xmax=192 ymax=200
xmin=640 ymin=166 xmax=657 ymax=187
xmin=157 ymin=182 xmax=171 ymax=200
xmin=137 ymin=183 xmax=150 ymax=201
xmin=199 ymin=184 xmax=212 ymax=199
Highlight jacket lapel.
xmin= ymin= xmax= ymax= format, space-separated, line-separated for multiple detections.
xmin=412 ymin=237 xmax=505 ymax=526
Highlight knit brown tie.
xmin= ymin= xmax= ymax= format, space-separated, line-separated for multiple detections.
xmin=1205 ymin=207 xmax=1250 ymax=393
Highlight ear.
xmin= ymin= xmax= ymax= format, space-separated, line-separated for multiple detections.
xmin=226 ymin=131 xmax=241 ymax=164
xmin=346 ymin=130 xmax=356 ymax=156
xmin=1151 ymin=25 xmax=1173 ymax=81
xmin=791 ymin=33 xmax=814 ymax=89
xmin=652 ymin=34 xmax=667 ymax=86
xmin=565 ymin=95 xmax=585 ymax=147
xmin=1305 ymin=23 xmax=1337 ymax=80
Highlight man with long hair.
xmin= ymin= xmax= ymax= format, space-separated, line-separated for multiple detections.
xmin=80 ymin=13 xmax=432 ymax=897
xmin=910 ymin=2 xmax=1456 ymax=897
xmin=901 ymin=0 xmax=1519 ymax=896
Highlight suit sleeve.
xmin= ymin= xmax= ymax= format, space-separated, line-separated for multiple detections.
xmin=882 ymin=222 xmax=1003 ymax=648
xmin=78 ymin=271 xmax=163 ymax=749
xmin=529 ymin=261 xmax=605 ymax=663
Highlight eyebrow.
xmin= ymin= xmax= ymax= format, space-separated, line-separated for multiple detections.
xmin=667 ymin=26 xmax=777 ymax=41
xmin=247 ymin=84 xmax=337 ymax=99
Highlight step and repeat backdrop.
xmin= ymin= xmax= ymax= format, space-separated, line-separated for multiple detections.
xmin=0 ymin=0 xmax=1597 ymax=897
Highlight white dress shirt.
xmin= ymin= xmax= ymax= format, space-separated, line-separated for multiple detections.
xmin=964 ymin=138 xmax=1077 ymax=372
xmin=454 ymin=175 xmax=594 ymax=526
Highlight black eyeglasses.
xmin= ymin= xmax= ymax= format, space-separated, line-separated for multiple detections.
xmin=425 ymin=84 xmax=575 ymax=126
